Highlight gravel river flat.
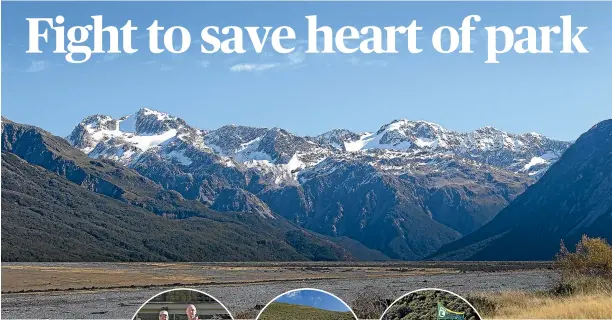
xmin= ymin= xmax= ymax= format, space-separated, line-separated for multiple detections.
xmin=1 ymin=262 xmax=557 ymax=320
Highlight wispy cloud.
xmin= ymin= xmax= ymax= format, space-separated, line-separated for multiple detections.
xmin=229 ymin=45 xmax=307 ymax=72
xmin=284 ymin=291 xmax=301 ymax=299
xmin=25 ymin=60 xmax=51 ymax=73
xmin=287 ymin=50 xmax=305 ymax=65
xmin=230 ymin=63 xmax=279 ymax=72
xmin=199 ymin=60 xmax=211 ymax=68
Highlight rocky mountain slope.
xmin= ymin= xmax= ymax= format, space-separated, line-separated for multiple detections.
xmin=1 ymin=117 xmax=388 ymax=262
xmin=429 ymin=119 xmax=612 ymax=261
xmin=63 ymin=108 xmax=571 ymax=260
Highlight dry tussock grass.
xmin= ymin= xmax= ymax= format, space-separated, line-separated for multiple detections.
xmin=469 ymin=235 xmax=612 ymax=319
xmin=471 ymin=291 xmax=612 ymax=319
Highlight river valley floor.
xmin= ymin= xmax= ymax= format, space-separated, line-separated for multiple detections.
xmin=1 ymin=261 xmax=557 ymax=320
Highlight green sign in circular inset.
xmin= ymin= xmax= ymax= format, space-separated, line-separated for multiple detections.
xmin=380 ymin=288 xmax=482 ymax=320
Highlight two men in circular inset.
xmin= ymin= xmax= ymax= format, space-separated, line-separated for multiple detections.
xmin=158 ymin=304 xmax=198 ymax=320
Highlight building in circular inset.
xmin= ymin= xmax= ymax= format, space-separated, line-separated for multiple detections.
xmin=132 ymin=288 xmax=233 ymax=320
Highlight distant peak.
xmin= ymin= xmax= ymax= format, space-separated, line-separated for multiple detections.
xmin=475 ymin=126 xmax=503 ymax=133
xmin=81 ymin=114 xmax=113 ymax=123
xmin=137 ymin=107 xmax=172 ymax=119
xmin=317 ymin=128 xmax=354 ymax=137
xmin=137 ymin=107 xmax=162 ymax=114
xmin=79 ymin=114 xmax=116 ymax=131
xmin=527 ymin=132 xmax=543 ymax=136
xmin=518 ymin=132 xmax=547 ymax=141
xmin=377 ymin=119 xmax=446 ymax=135
xmin=385 ymin=119 xmax=444 ymax=128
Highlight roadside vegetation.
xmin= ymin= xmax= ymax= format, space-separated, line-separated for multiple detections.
xmin=467 ymin=235 xmax=612 ymax=319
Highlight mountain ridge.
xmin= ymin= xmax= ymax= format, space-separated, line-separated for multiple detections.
xmin=61 ymin=109 xmax=568 ymax=259
xmin=2 ymin=109 xmax=577 ymax=261
xmin=428 ymin=119 xmax=612 ymax=261
xmin=2 ymin=117 xmax=389 ymax=262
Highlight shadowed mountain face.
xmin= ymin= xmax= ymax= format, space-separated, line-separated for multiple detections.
xmin=60 ymin=109 xmax=564 ymax=260
xmin=1 ymin=117 xmax=388 ymax=262
xmin=1 ymin=152 xmax=308 ymax=262
xmin=260 ymin=156 xmax=531 ymax=260
xmin=429 ymin=119 xmax=612 ymax=261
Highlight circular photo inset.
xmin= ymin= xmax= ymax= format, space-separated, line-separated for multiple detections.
xmin=256 ymin=288 xmax=358 ymax=320
xmin=381 ymin=288 xmax=482 ymax=320
xmin=132 ymin=288 xmax=233 ymax=320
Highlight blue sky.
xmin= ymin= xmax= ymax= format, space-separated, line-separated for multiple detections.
xmin=2 ymin=2 xmax=611 ymax=141
xmin=273 ymin=289 xmax=352 ymax=313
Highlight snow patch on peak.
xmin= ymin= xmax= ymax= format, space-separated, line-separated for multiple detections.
xmin=130 ymin=129 xmax=177 ymax=151
xmin=164 ymin=149 xmax=193 ymax=166
xmin=234 ymin=136 xmax=273 ymax=162
xmin=519 ymin=151 xmax=559 ymax=175
xmin=287 ymin=153 xmax=305 ymax=172
xmin=379 ymin=119 xmax=447 ymax=133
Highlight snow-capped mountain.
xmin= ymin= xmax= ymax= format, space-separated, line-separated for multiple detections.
xmin=313 ymin=119 xmax=570 ymax=177
xmin=68 ymin=108 xmax=210 ymax=165
xmin=68 ymin=111 xmax=569 ymax=181
xmin=66 ymin=108 xmax=572 ymax=259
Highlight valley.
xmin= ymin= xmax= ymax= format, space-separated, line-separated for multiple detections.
xmin=2 ymin=113 xmax=610 ymax=263
xmin=1 ymin=107 xmax=610 ymax=320
xmin=61 ymin=109 xmax=572 ymax=260
xmin=4 ymin=3 xmax=611 ymax=320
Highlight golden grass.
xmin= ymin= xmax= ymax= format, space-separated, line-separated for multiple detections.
xmin=475 ymin=291 xmax=612 ymax=319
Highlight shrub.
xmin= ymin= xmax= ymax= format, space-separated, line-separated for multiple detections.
xmin=351 ymin=287 xmax=392 ymax=319
xmin=554 ymin=235 xmax=612 ymax=278
xmin=552 ymin=235 xmax=612 ymax=296
xmin=549 ymin=281 xmax=575 ymax=296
